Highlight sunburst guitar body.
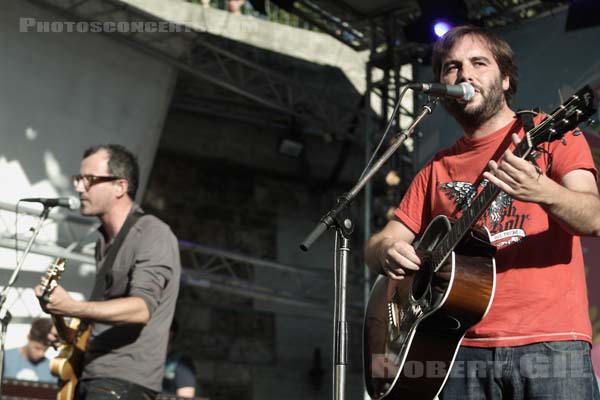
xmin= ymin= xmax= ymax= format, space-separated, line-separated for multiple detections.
xmin=40 ymin=258 xmax=92 ymax=400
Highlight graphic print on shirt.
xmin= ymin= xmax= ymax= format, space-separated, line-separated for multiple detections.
xmin=439 ymin=180 xmax=529 ymax=248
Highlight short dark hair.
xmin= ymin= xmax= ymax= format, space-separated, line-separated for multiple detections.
xmin=29 ymin=318 xmax=53 ymax=344
xmin=83 ymin=144 xmax=139 ymax=200
xmin=431 ymin=25 xmax=519 ymax=105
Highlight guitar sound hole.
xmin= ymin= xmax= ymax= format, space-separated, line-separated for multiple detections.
xmin=411 ymin=262 xmax=432 ymax=302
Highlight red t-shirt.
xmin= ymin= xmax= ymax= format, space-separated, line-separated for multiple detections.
xmin=395 ymin=115 xmax=597 ymax=347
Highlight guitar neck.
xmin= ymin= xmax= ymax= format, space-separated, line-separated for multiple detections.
xmin=432 ymin=139 xmax=534 ymax=268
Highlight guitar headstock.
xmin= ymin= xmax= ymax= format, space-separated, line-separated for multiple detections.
xmin=524 ymin=85 xmax=598 ymax=151
xmin=40 ymin=257 xmax=66 ymax=301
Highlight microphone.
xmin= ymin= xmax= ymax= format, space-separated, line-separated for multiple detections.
xmin=408 ymin=82 xmax=475 ymax=101
xmin=20 ymin=196 xmax=81 ymax=210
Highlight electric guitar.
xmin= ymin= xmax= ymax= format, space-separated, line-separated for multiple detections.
xmin=363 ymin=85 xmax=598 ymax=400
xmin=40 ymin=258 xmax=92 ymax=400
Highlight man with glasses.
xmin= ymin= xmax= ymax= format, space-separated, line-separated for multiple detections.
xmin=36 ymin=144 xmax=181 ymax=400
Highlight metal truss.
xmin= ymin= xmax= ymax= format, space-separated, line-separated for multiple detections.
xmin=285 ymin=0 xmax=420 ymax=51
xmin=467 ymin=0 xmax=570 ymax=28
xmin=282 ymin=0 xmax=571 ymax=74
xmin=179 ymin=241 xmax=365 ymax=320
xmin=26 ymin=0 xmax=363 ymax=141
xmin=0 ymin=201 xmax=97 ymax=322
xmin=11 ymin=0 xmax=367 ymax=319
xmin=0 ymin=201 xmax=364 ymax=319
xmin=0 ymin=200 xmax=97 ymax=265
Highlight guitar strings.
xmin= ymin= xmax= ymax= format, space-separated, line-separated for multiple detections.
xmin=429 ymin=88 xmax=592 ymax=271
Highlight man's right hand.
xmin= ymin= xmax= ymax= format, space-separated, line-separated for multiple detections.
xmin=377 ymin=237 xmax=422 ymax=280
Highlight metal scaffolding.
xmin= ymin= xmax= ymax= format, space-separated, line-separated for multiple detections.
xmin=0 ymin=201 xmax=364 ymax=320
xmin=26 ymin=0 xmax=363 ymax=141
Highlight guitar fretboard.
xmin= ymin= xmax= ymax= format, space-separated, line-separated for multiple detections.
xmin=429 ymin=85 xmax=595 ymax=270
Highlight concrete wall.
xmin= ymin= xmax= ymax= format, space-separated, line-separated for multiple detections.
xmin=159 ymin=110 xmax=365 ymax=183
xmin=0 ymin=1 xmax=397 ymax=398
xmin=143 ymin=138 xmax=367 ymax=399
xmin=120 ymin=0 xmax=407 ymax=126
xmin=136 ymin=3 xmax=393 ymax=398
xmin=122 ymin=0 xmax=370 ymax=93
xmin=253 ymin=195 xmax=366 ymax=400
xmin=0 ymin=0 xmax=175 ymax=349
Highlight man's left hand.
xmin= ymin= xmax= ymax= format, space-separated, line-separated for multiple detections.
xmin=35 ymin=284 xmax=77 ymax=316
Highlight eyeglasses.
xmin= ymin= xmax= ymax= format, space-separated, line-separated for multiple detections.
xmin=72 ymin=174 xmax=123 ymax=190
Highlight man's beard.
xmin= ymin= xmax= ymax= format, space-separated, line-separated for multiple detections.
xmin=442 ymin=77 xmax=505 ymax=130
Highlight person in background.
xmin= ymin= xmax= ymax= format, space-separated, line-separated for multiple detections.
xmin=3 ymin=318 xmax=56 ymax=382
xmin=162 ymin=319 xmax=197 ymax=399
xmin=226 ymin=0 xmax=245 ymax=14
xmin=36 ymin=144 xmax=181 ymax=400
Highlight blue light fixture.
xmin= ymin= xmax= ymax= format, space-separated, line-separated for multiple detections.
xmin=433 ymin=20 xmax=452 ymax=38
xmin=404 ymin=0 xmax=471 ymax=45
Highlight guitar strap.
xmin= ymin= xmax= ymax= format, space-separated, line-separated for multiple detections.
xmin=474 ymin=111 xmax=540 ymax=188
xmin=89 ymin=210 xmax=143 ymax=301
xmin=516 ymin=108 xmax=549 ymax=172
xmin=517 ymin=108 xmax=538 ymax=133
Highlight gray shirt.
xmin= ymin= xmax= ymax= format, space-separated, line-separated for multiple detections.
xmin=81 ymin=205 xmax=181 ymax=392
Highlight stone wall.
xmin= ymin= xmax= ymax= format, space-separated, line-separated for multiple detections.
xmin=142 ymin=145 xmax=366 ymax=399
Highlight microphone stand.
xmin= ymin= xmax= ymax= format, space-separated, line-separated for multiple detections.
xmin=300 ymin=98 xmax=438 ymax=400
xmin=0 ymin=205 xmax=52 ymax=397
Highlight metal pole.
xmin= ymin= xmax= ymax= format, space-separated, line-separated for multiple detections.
xmin=0 ymin=206 xmax=52 ymax=397
xmin=333 ymin=233 xmax=350 ymax=400
xmin=363 ymin=63 xmax=373 ymax=307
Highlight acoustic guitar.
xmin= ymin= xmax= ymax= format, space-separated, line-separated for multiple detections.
xmin=363 ymin=85 xmax=598 ymax=399
xmin=40 ymin=258 xmax=92 ymax=400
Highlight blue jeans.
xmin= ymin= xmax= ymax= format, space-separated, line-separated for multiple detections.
xmin=75 ymin=377 xmax=158 ymax=400
xmin=440 ymin=341 xmax=600 ymax=399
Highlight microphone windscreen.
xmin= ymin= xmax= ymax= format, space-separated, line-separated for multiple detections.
xmin=67 ymin=196 xmax=81 ymax=210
